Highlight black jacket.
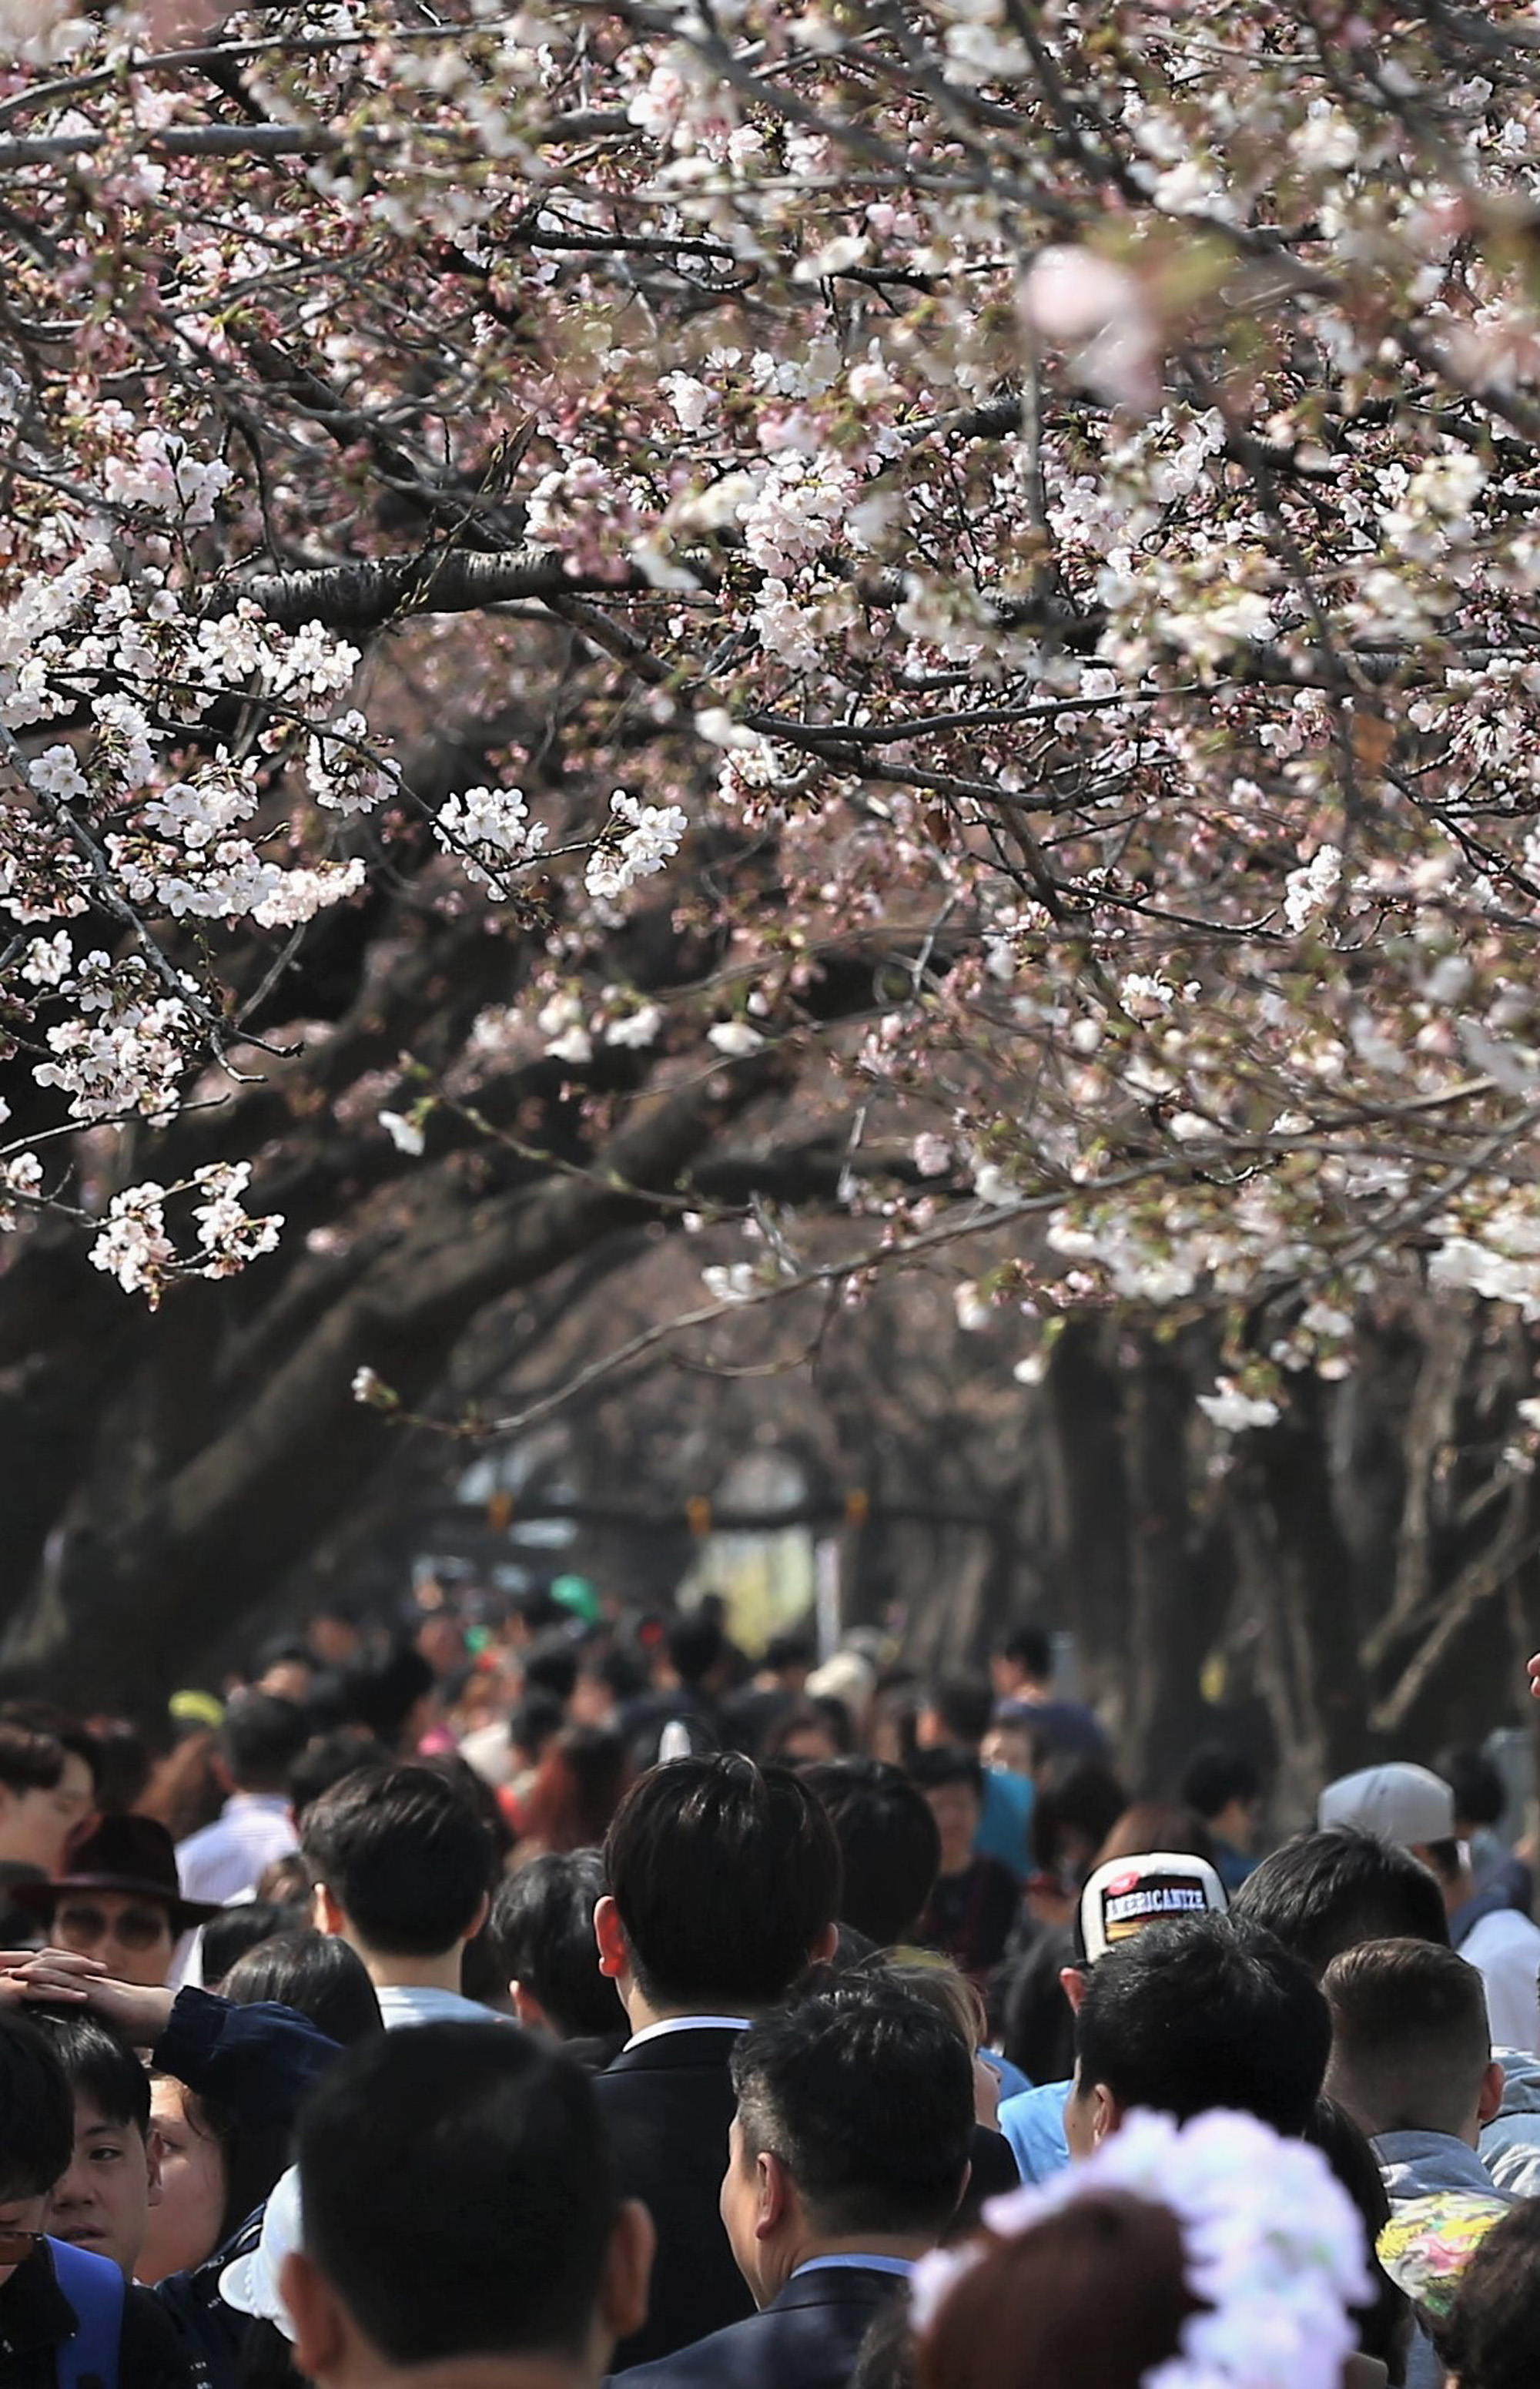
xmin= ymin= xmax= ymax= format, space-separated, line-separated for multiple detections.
xmin=0 ymin=2243 xmax=190 ymax=2389
xmin=592 ymin=2024 xmax=1020 ymax=2369
xmin=611 ymin=2263 xmax=903 ymax=2389
xmin=594 ymin=2025 xmax=750 ymax=2370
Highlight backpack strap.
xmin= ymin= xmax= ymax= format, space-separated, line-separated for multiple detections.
xmin=49 ymin=2237 xmax=126 ymax=2389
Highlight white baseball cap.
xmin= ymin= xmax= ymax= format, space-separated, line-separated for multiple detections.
xmin=220 ymin=2165 xmax=303 ymax=2342
xmin=1076 ymin=1851 xmax=1228 ymax=1966
xmin=1317 ymin=1763 xmax=1455 ymax=1848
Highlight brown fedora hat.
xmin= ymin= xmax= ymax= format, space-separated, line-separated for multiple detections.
xmin=11 ymin=1813 xmax=223 ymax=1932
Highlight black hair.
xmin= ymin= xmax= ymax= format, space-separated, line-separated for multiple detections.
xmin=665 ymin=1613 xmax=726 ymax=1689
xmin=523 ymin=1634 xmax=580 ymax=1706
xmin=1437 ymin=1748 xmax=1507 ymax=1833
xmin=1178 ymin=1746 xmax=1262 ymax=1823
xmin=32 ymin=2009 xmax=150 ymax=2135
xmin=0 ymin=1704 xmax=98 ymax=1796
xmin=288 ymin=1731 xmax=394 ymax=1822
xmin=200 ymin=1902 xmax=308 ymax=1985
xmin=300 ymin=1764 xmax=492 ymax=1956
xmin=219 ymin=1692 xmax=310 ymax=1792
xmin=0 ymin=2010 xmax=75 ymax=2200
xmin=296 ymin=2024 xmax=617 ymax=2364
xmin=339 ymin=1647 xmax=435 ymax=1747
xmin=1233 ymin=1825 xmax=1451 ymax=1979
xmin=923 ymin=1676 xmax=993 ymax=1750
xmin=1438 ymin=2197 xmax=1540 ymax=2389
xmin=763 ymin=1631 xmax=815 ymax=1675
xmin=731 ymin=1980 xmax=973 ymax=2234
xmin=604 ymin=1754 xmax=842 ymax=2009
xmin=1073 ymin=1914 xmax=1330 ymax=2136
xmin=1031 ymin=1759 xmax=1129 ymax=1875
xmin=510 ymin=1690 xmax=567 ymax=1764
xmin=907 ymin=1746 xmax=985 ymax=1802
xmin=219 ymin=1929 xmax=383 ymax=2046
xmin=802 ymin=1759 xmax=942 ymax=1945
xmin=1304 ymin=2096 xmax=1409 ymax=2385
xmin=995 ymin=1626 xmax=1053 ymax=1680
xmin=489 ymin=1852 xmax=627 ymax=2040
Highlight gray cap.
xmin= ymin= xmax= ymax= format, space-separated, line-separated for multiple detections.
xmin=1317 ymin=1763 xmax=1455 ymax=1848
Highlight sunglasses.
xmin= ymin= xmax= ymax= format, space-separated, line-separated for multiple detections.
xmin=55 ymin=1902 xmax=170 ymax=1951
xmin=0 ymin=2229 xmax=45 ymax=2267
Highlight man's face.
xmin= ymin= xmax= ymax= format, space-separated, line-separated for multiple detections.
xmin=718 ymin=2116 xmax=771 ymax=2308
xmin=52 ymin=1890 xmax=176 ymax=1987
xmin=0 ymin=2188 xmax=48 ymax=2290
xmin=922 ymin=1781 xmax=981 ymax=1875
xmin=47 ymin=2092 xmax=160 ymax=2278
xmin=0 ymin=1753 xmax=95 ymax=1876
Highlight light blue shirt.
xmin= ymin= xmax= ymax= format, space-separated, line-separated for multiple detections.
xmin=998 ymin=2079 xmax=1072 ymax=2184
xmin=792 ymin=2256 xmax=916 ymax=2280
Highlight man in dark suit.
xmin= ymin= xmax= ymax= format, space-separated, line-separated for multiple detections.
xmin=592 ymin=1754 xmax=844 ymax=2367
xmin=611 ymin=1976 xmax=976 ymax=2389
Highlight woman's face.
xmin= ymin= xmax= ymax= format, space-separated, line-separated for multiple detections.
xmin=135 ymin=2081 xmax=226 ymax=2283
xmin=0 ymin=1752 xmax=95 ymax=1875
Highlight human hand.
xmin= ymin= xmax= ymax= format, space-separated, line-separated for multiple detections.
xmin=0 ymin=1948 xmax=172 ymax=2045
xmin=1528 ymin=1654 xmax=1540 ymax=1699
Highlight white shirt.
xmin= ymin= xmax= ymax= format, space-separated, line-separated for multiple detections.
xmin=623 ymin=2015 xmax=751 ymax=2052
xmin=1461 ymin=1908 xmax=1540 ymax=2056
xmin=177 ymin=1794 xmax=298 ymax=1906
xmin=376 ymin=1984 xmax=514 ymax=2029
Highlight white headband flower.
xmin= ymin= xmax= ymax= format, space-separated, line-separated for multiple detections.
xmin=912 ymin=2109 xmax=1374 ymax=2389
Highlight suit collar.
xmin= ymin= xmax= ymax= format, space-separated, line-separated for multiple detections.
xmin=604 ymin=2025 xmax=742 ymax=2075
xmin=768 ymin=2267 xmax=908 ymax=2314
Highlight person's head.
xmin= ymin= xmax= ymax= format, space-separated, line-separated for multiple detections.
xmin=287 ymin=1730 xmax=393 ymax=1823
xmin=761 ymin=1700 xmax=849 ymax=1767
xmin=664 ymin=1611 xmax=728 ymax=1694
xmin=1317 ymin=1763 xmax=1459 ymax=1900
xmin=520 ymin=1726 xmax=630 ymax=1855
xmin=490 ymin=1852 xmax=628 ymax=2041
xmin=339 ymin=1645 xmax=437 ymax=1754
xmin=300 ymin=1764 xmax=491 ymax=1962
xmin=598 ymin=1754 xmax=841 ymax=2019
xmin=979 ymin=1717 xmax=1034 ymax=1778
xmin=139 ymin=2074 xmax=288 ymax=2283
xmin=990 ymin=1626 xmax=1053 ymax=1702
xmin=1093 ymin=1803 xmax=1217 ymax=1871
xmin=1439 ymin=2196 xmax=1540 ymax=2389
xmin=854 ymin=1951 xmax=999 ymax=2127
xmin=1233 ymin=1824 xmax=1451 ymax=1979
xmin=0 ymin=1707 xmax=97 ymax=1875
xmin=1323 ymin=1938 xmax=1502 ymax=2146
xmin=282 ymin=2025 xmax=653 ymax=2389
xmin=509 ymin=1690 xmax=567 ymax=1774
xmin=15 ymin=1814 xmax=217 ymax=1987
xmin=37 ymin=2009 xmax=160 ymax=2279
xmin=218 ymin=1690 xmax=310 ymax=1796
xmin=802 ymin=1758 xmax=941 ymax=1944
xmin=523 ymin=1633 xmax=580 ymax=1707
xmin=1065 ymin=1914 xmax=1330 ymax=2158
xmin=309 ymin=1601 xmax=365 ymax=1670
xmin=916 ymin=1676 xmax=993 ymax=1756
xmin=906 ymin=1748 xmax=984 ymax=1877
xmin=219 ymin=1930 xmax=384 ymax=2045
xmin=254 ymin=1640 xmax=316 ymax=1707
xmin=722 ymin=1981 xmax=974 ymax=2305
xmin=1177 ymin=1747 xmax=1262 ymax=1851
xmin=1438 ymin=1747 xmax=1508 ymax=1840
xmin=761 ymin=1631 xmax=814 ymax=1693
xmin=1031 ymin=1758 xmax=1129 ymax=1885
xmin=0 ymin=2011 xmax=75 ymax=2287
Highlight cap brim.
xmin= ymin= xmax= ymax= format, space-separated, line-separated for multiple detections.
xmin=218 ymin=2250 xmax=296 ymax=2340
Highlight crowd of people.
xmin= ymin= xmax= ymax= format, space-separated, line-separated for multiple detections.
xmin=0 ymin=1585 xmax=1538 ymax=2389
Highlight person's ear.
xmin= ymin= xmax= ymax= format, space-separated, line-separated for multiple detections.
xmin=1478 ymin=2059 xmax=1506 ymax=2128
xmin=757 ymin=2148 xmax=792 ymax=2240
xmin=949 ymin=2158 xmax=973 ymax=2218
xmin=282 ymin=2248 xmax=349 ymax=2383
xmin=594 ymin=1895 xmax=629 ymax=1982
xmin=509 ymin=1982 xmax=548 ymax=2033
xmin=1059 ymin=1965 xmax=1089 ymax=2014
xmin=1090 ymin=2083 xmax=1120 ymax=2149
xmin=599 ymin=2198 xmax=654 ymax=2344
xmin=466 ymin=1890 xmax=490 ymax=1945
xmin=312 ymin=1883 xmax=346 ymax=1937
xmin=144 ymin=2126 xmax=164 ymax=2210
xmin=810 ymin=1921 xmax=839 ymax=1966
